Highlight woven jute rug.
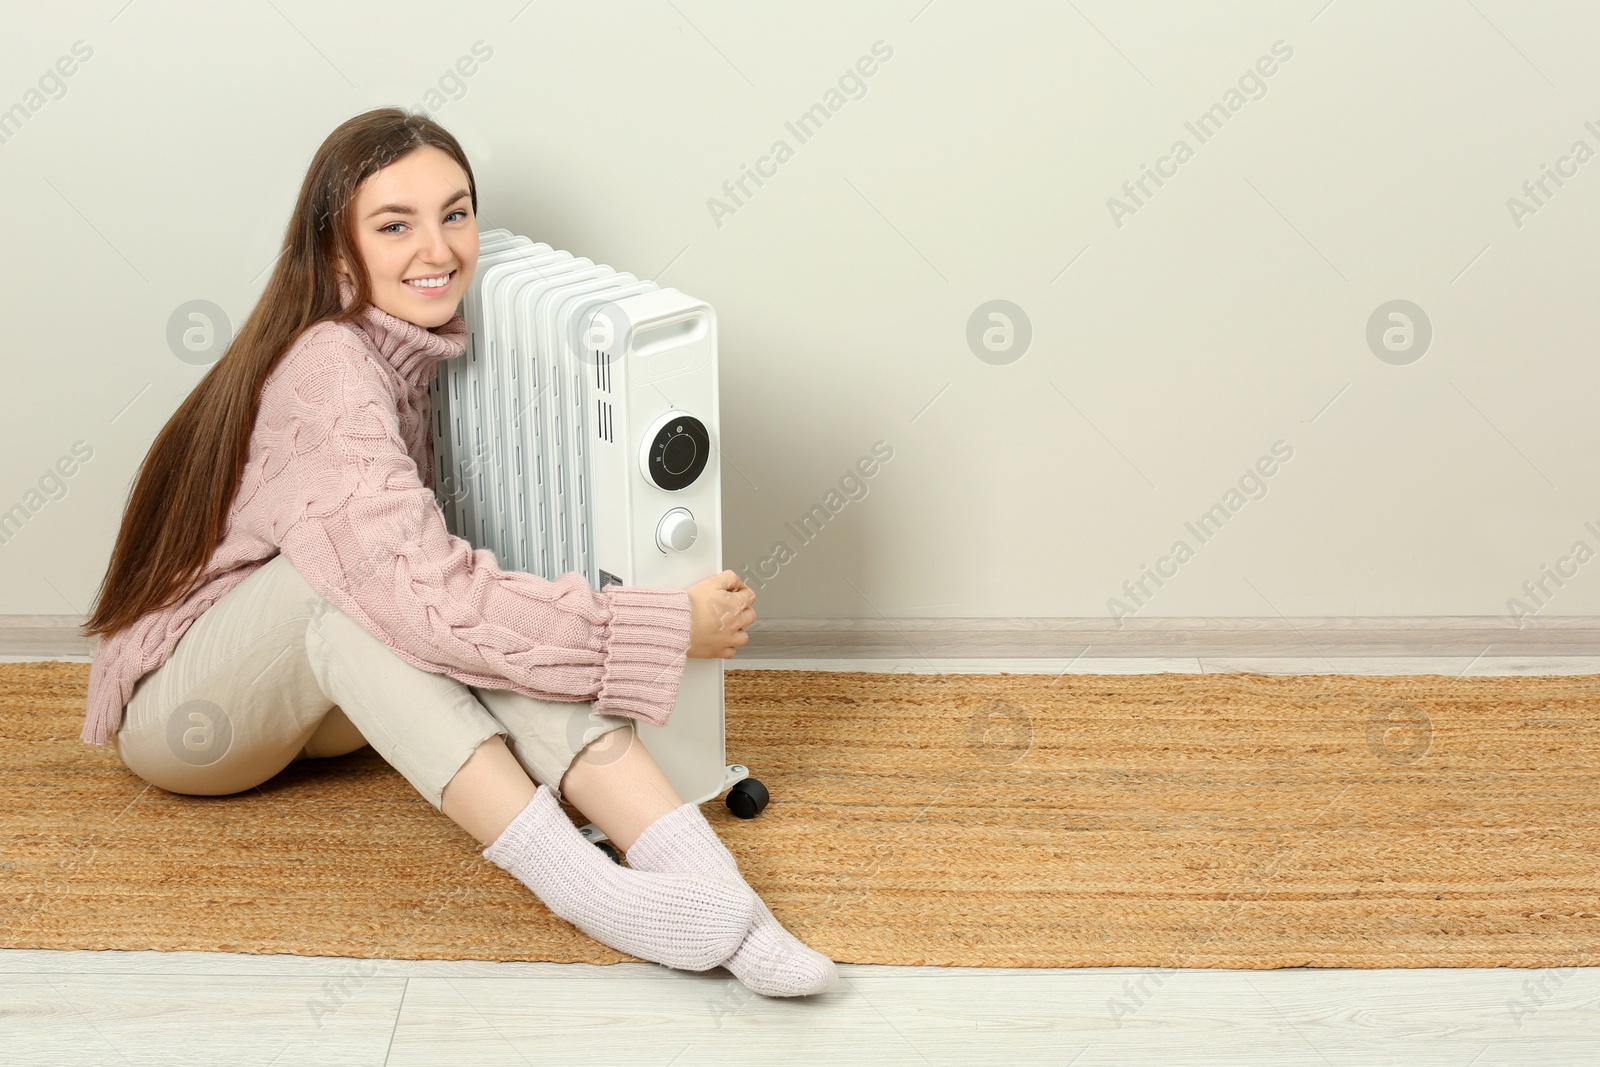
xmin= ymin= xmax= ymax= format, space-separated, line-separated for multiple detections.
xmin=3 ymin=660 xmax=1597 ymax=968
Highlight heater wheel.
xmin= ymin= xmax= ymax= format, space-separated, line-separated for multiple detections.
xmin=595 ymin=841 xmax=623 ymax=865
xmin=725 ymin=777 xmax=770 ymax=819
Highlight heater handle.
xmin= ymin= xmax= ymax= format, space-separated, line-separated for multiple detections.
xmin=629 ymin=310 xmax=709 ymax=361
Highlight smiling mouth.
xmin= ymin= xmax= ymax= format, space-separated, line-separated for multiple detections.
xmin=404 ymin=269 xmax=456 ymax=291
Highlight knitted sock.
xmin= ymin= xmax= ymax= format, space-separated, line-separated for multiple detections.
xmin=624 ymin=801 xmax=839 ymax=997
xmin=482 ymin=785 xmax=757 ymax=972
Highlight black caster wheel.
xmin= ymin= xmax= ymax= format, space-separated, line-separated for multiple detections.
xmin=725 ymin=777 xmax=770 ymax=820
xmin=595 ymin=840 xmax=623 ymax=865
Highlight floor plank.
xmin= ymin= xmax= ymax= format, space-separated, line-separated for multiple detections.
xmin=2 ymin=951 xmax=1597 ymax=1066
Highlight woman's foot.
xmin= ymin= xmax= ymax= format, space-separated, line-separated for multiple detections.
xmin=624 ymin=801 xmax=839 ymax=997
xmin=482 ymin=785 xmax=757 ymax=972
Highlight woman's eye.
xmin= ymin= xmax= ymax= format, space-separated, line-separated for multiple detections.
xmin=380 ymin=210 xmax=467 ymax=235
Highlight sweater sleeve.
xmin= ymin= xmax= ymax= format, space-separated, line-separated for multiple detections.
xmin=255 ymin=327 xmax=692 ymax=726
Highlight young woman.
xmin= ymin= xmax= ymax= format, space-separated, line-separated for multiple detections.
xmin=78 ymin=107 xmax=835 ymax=997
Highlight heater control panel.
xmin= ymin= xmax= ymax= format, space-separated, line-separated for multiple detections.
xmin=641 ymin=410 xmax=710 ymax=491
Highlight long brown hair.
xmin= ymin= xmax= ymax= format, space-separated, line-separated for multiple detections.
xmin=80 ymin=108 xmax=478 ymax=642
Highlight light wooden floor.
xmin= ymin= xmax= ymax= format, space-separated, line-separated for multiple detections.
xmin=7 ymin=657 xmax=1599 ymax=1065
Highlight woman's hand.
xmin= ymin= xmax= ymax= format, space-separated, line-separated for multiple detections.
xmin=685 ymin=570 xmax=757 ymax=659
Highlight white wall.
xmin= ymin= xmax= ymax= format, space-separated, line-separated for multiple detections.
xmin=2 ymin=0 xmax=1597 ymax=622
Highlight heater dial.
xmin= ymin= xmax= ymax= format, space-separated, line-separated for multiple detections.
xmin=657 ymin=508 xmax=698 ymax=553
xmin=640 ymin=411 xmax=710 ymax=491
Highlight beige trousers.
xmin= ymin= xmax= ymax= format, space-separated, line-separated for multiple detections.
xmin=112 ymin=552 xmax=632 ymax=810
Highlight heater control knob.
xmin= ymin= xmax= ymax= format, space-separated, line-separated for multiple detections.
xmin=640 ymin=411 xmax=711 ymax=491
xmin=657 ymin=508 xmax=698 ymax=553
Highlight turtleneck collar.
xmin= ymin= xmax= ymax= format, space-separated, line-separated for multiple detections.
xmin=337 ymin=272 xmax=467 ymax=387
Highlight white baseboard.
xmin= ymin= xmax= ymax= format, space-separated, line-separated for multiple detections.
xmin=0 ymin=615 xmax=95 ymax=658
xmin=4 ymin=614 xmax=1596 ymax=660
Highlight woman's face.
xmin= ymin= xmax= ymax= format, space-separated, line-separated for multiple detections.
xmin=336 ymin=144 xmax=480 ymax=329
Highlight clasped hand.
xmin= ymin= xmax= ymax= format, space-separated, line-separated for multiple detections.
xmin=685 ymin=570 xmax=756 ymax=659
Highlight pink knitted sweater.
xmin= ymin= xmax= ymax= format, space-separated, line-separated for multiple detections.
xmin=81 ymin=275 xmax=692 ymax=746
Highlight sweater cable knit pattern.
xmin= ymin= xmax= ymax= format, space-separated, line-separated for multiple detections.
xmin=82 ymin=274 xmax=691 ymax=746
